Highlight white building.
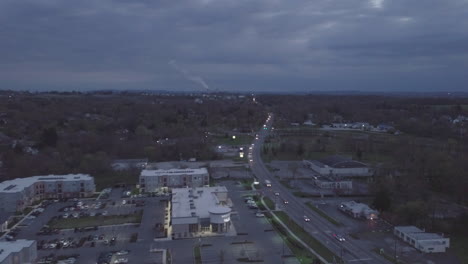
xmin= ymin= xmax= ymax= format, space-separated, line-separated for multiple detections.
xmin=0 ymin=239 xmax=37 ymax=264
xmin=170 ymin=186 xmax=231 ymax=239
xmin=339 ymin=201 xmax=379 ymax=220
xmin=394 ymin=226 xmax=450 ymax=253
xmin=304 ymin=156 xmax=371 ymax=178
xmin=313 ymin=176 xmax=353 ymax=189
xmin=0 ymin=174 xmax=95 ymax=213
xmin=139 ymin=168 xmax=209 ymax=193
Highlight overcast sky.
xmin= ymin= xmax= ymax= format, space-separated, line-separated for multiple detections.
xmin=1 ymin=0 xmax=467 ymax=92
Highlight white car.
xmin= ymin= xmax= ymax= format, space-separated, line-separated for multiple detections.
xmin=303 ymin=215 xmax=310 ymax=222
xmin=255 ymin=212 xmax=265 ymax=217
xmin=274 ymin=192 xmax=280 ymax=196
xmin=62 ymin=213 xmax=69 ymax=219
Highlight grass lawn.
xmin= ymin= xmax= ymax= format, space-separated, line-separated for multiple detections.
xmin=274 ymin=211 xmax=339 ymax=263
xmin=194 ymin=245 xmax=202 ymax=264
xmin=49 ymin=211 xmax=143 ymax=229
xmin=451 ymin=235 xmax=468 ymax=264
xmin=263 ymin=197 xmax=275 ymax=210
xmin=305 ymin=202 xmax=342 ymax=226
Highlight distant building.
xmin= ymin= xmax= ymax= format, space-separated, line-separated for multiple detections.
xmin=139 ymin=168 xmax=209 ymax=193
xmin=171 ymin=186 xmax=231 ymax=239
xmin=339 ymin=201 xmax=378 ymax=220
xmin=394 ymin=226 xmax=450 ymax=253
xmin=313 ymin=176 xmax=353 ymax=189
xmin=377 ymin=124 xmax=395 ymax=132
xmin=0 ymin=174 xmax=95 ymax=213
xmin=303 ymin=155 xmax=371 ymax=178
xmin=111 ymin=158 xmax=148 ymax=171
xmin=351 ymin=122 xmax=370 ymax=130
xmin=0 ymin=239 xmax=37 ymax=264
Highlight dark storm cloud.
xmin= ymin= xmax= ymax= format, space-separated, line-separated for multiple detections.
xmin=0 ymin=0 xmax=467 ymax=91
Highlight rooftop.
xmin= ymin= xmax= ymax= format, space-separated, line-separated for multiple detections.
xmin=0 ymin=239 xmax=35 ymax=262
xmin=319 ymin=155 xmax=368 ymax=168
xmin=395 ymin=226 xmax=424 ymax=233
xmin=171 ymin=186 xmax=229 ymax=220
xmin=0 ymin=174 xmax=93 ymax=193
xmin=141 ymin=168 xmax=208 ymax=177
xmin=341 ymin=201 xmax=377 ymax=213
xmin=395 ymin=226 xmax=447 ymax=241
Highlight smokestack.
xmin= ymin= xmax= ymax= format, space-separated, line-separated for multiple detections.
xmin=169 ymin=60 xmax=211 ymax=91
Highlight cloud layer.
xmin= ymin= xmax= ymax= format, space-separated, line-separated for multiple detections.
xmin=1 ymin=0 xmax=467 ymax=92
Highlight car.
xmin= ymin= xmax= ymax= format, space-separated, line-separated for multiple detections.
xmin=115 ymin=250 xmax=130 ymax=256
xmin=274 ymin=192 xmax=280 ymax=196
xmin=122 ymin=200 xmax=127 ymax=205
xmin=102 ymin=211 xmax=108 ymax=216
xmin=244 ymin=197 xmax=253 ymax=202
xmin=63 ymin=213 xmax=69 ymax=218
xmin=248 ymin=204 xmax=259 ymax=209
xmin=255 ymin=212 xmax=265 ymax=217
xmin=283 ymin=200 xmax=289 ymax=204
xmin=333 ymin=234 xmax=346 ymax=242
xmin=303 ymin=215 xmax=310 ymax=222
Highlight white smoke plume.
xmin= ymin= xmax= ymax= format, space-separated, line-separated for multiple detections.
xmin=169 ymin=60 xmax=210 ymax=91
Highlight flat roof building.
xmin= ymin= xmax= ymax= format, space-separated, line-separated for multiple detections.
xmin=0 ymin=239 xmax=37 ymax=264
xmin=339 ymin=201 xmax=379 ymax=220
xmin=140 ymin=168 xmax=209 ymax=192
xmin=394 ymin=226 xmax=449 ymax=253
xmin=170 ymin=186 xmax=231 ymax=239
xmin=304 ymin=155 xmax=371 ymax=178
xmin=0 ymin=174 xmax=95 ymax=213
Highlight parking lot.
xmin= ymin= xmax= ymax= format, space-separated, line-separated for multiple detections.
xmin=7 ymin=187 xmax=168 ymax=264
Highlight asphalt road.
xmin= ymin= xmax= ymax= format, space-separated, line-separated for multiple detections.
xmin=249 ymin=114 xmax=390 ymax=264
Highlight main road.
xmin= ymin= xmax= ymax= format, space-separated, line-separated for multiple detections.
xmin=248 ymin=113 xmax=389 ymax=264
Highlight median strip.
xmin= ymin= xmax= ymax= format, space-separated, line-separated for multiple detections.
xmin=305 ymin=202 xmax=342 ymax=227
xmin=260 ymin=197 xmax=339 ymax=264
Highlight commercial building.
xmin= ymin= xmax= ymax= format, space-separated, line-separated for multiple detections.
xmin=0 ymin=174 xmax=95 ymax=213
xmin=313 ymin=176 xmax=353 ymax=189
xmin=0 ymin=239 xmax=37 ymax=264
xmin=339 ymin=201 xmax=379 ymax=220
xmin=170 ymin=186 xmax=231 ymax=239
xmin=304 ymin=155 xmax=371 ymax=178
xmin=139 ymin=168 xmax=209 ymax=193
xmin=394 ymin=226 xmax=450 ymax=253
